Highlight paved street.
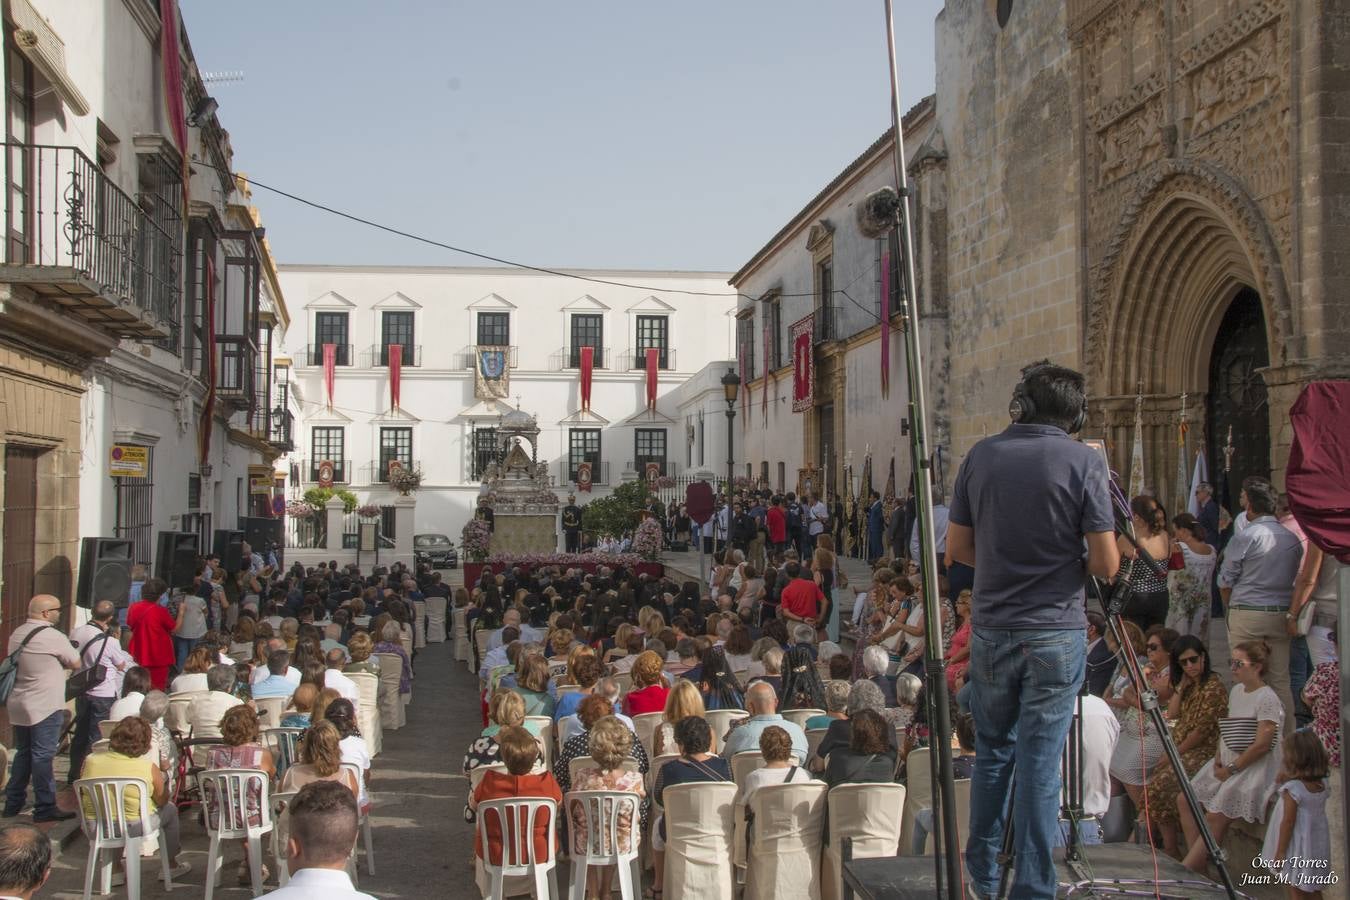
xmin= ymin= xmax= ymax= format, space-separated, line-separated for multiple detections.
xmin=37 ymin=637 xmax=482 ymax=899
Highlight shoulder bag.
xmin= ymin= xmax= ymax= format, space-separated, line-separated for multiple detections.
xmin=0 ymin=626 xmax=55 ymax=705
xmin=65 ymin=631 xmax=113 ymax=701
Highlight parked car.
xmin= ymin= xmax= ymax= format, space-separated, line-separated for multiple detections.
xmin=414 ymin=533 xmax=458 ymax=568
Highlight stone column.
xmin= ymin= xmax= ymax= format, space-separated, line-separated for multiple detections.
xmin=324 ymin=497 xmax=345 ymax=551
xmin=393 ymin=495 xmax=416 ymax=565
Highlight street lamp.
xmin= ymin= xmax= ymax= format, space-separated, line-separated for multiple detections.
xmin=721 ymin=369 xmax=740 ymax=522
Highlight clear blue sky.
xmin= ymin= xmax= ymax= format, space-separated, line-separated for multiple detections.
xmin=184 ymin=1 xmax=944 ymax=272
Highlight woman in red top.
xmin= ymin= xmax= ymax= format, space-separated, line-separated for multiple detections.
xmin=126 ymin=578 xmax=177 ymax=690
xmin=622 ymin=651 xmax=670 ymax=716
xmin=471 ymin=725 xmax=562 ymax=892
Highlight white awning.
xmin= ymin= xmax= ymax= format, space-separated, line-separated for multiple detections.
xmin=8 ymin=0 xmax=90 ymax=116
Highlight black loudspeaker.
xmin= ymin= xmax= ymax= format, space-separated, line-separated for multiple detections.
xmin=239 ymin=517 xmax=282 ymax=554
xmin=212 ymin=529 xmax=244 ymax=572
xmin=76 ymin=537 xmax=134 ymax=609
xmin=155 ymin=531 xmax=199 ymax=590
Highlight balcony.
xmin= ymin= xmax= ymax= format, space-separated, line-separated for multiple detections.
xmin=363 ymin=343 xmax=421 ymax=368
xmin=813 ymin=305 xmax=837 ymax=343
xmin=625 ymin=460 xmax=680 ymax=478
xmin=214 ymin=335 xmax=257 ymax=410
xmin=460 ymin=345 xmax=519 ymax=369
xmin=558 ymin=460 xmax=610 ymax=487
xmin=302 ymin=459 xmax=351 ymax=484
xmin=301 ymin=343 xmax=353 ymax=367
xmin=371 ymin=458 xmax=419 ymax=484
xmin=0 ymin=143 xmax=177 ymax=339
xmin=626 ymin=348 xmax=676 ymax=371
xmin=553 ymin=346 xmax=607 ymax=370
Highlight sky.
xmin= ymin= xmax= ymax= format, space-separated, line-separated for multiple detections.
xmin=183 ymin=1 xmax=945 ymax=274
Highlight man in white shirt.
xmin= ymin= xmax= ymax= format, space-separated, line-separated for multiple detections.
xmin=909 ymin=501 xmax=951 ymax=563
xmin=188 ymin=665 xmax=244 ymax=740
xmin=250 ymin=639 xmax=302 ymax=687
xmin=0 ymin=824 xmax=53 ymax=899
xmin=323 ymin=649 xmax=359 ymax=702
xmin=68 ymin=600 xmax=134 ymax=783
xmin=807 ymin=493 xmax=828 ymax=551
xmin=1062 ymin=692 xmax=1120 ymax=846
xmin=486 ymin=608 xmax=543 ymax=653
xmin=262 ymin=781 xmax=374 ymax=899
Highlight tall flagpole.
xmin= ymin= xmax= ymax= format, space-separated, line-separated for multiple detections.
xmin=882 ymin=3 xmax=962 ymax=897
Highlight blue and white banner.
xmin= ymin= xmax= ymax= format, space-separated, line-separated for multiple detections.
xmin=475 ymin=346 xmax=510 ymax=399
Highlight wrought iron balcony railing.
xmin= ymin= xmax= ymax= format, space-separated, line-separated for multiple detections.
xmin=302 ymin=343 xmax=353 ymax=367
xmin=627 ymin=347 xmax=676 ymax=370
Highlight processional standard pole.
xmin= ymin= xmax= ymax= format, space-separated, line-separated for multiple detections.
xmin=881 ymin=2 xmax=962 ymax=897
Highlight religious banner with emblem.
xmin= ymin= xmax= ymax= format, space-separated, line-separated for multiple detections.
xmin=882 ymin=455 xmax=897 ymax=527
xmin=317 ymin=460 xmax=336 ymax=487
xmin=842 ymin=464 xmax=856 ymax=558
xmin=645 ymin=462 xmax=661 ymax=485
xmin=790 ymin=314 xmax=814 ymax=412
xmin=576 ymin=462 xmax=593 ymax=493
xmin=475 ymin=346 xmax=510 ymax=399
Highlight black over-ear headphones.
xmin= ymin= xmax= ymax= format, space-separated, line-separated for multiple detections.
xmin=1009 ymin=367 xmax=1088 ymax=434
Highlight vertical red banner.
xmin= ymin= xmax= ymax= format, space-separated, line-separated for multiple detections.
xmin=388 ymin=343 xmax=402 ymax=410
xmin=881 ymin=249 xmax=891 ymax=399
xmin=645 ymin=347 xmax=659 ymax=410
xmin=790 ymin=314 xmax=814 ymax=412
xmin=198 ymin=256 xmax=217 ymax=465
xmin=159 ymin=0 xmax=189 ymax=209
xmin=580 ymin=346 xmax=594 ymax=411
xmin=323 ymin=343 xmax=336 ymax=409
xmin=762 ymin=315 xmax=770 ymax=421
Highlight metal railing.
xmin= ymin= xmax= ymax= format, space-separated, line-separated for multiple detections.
xmin=554 ymin=346 xmax=607 ymax=370
xmin=285 ymin=514 xmax=326 ymax=550
xmin=371 ymin=459 xmax=419 ymax=484
xmin=300 ymin=459 xmax=351 ymax=484
xmin=460 ymin=345 xmax=518 ymax=369
xmin=557 ymin=460 xmax=610 ymax=487
xmin=626 ymin=347 xmax=676 ymax=370
xmin=364 ymin=343 xmax=421 ymax=367
xmin=0 ymin=143 xmax=179 ymax=338
xmin=813 ymin=305 xmax=837 ymax=343
xmin=302 ymin=343 xmax=353 ymax=367
xmin=214 ymin=335 xmax=256 ymax=400
xmin=626 ymin=460 xmax=680 ymax=478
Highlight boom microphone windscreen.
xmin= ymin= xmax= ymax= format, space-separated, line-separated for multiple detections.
xmin=857 ymin=186 xmax=902 ymax=239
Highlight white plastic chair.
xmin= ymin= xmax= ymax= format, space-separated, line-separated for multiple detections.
xmin=269 ymin=790 xmax=297 ymax=888
xmin=74 ymin=777 xmax=176 ymax=900
xmin=745 ymin=781 xmax=828 ymax=900
xmin=477 ymin=796 xmax=561 ymax=900
xmin=375 ymin=653 xmax=406 ymax=730
xmin=98 ymin=719 xmax=120 ymax=739
xmin=347 ymin=671 xmax=384 ymax=756
xmin=565 ymin=790 xmax=643 ymax=900
xmin=426 ymin=595 xmax=448 ymax=643
xmin=469 ymin=763 xmax=510 ymax=794
xmin=568 ymin=756 xmax=640 ymax=786
xmin=782 ymin=708 xmax=824 ymax=730
xmin=475 ymin=628 xmax=492 ymax=668
xmin=612 ymin=671 xmax=632 ymax=695
xmin=200 ymin=768 xmax=273 ymax=900
xmin=525 ymin=716 xmax=555 ymax=770
xmin=631 ymin=712 xmax=663 ymax=761
xmin=253 ymin=696 xmax=291 ymax=729
xmin=704 ymin=709 xmax=749 ymax=743
xmin=662 ymin=782 xmax=737 ymax=899
xmin=805 ymin=728 xmax=829 ymax=763
xmin=453 ymin=606 xmax=470 ymax=662
xmin=262 ymin=727 xmax=306 ymax=781
xmin=164 ymin=691 xmax=204 ymax=734
xmin=341 ymin=762 xmax=376 ymax=875
xmin=413 ymin=599 xmax=428 ymax=649
xmin=821 ymin=782 xmax=906 ymax=900
xmin=731 ymin=750 xmax=766 ymax=786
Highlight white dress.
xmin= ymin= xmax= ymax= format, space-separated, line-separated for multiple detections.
xmin=1190 ymin=684 xmax=1283 ymax=822
xmin=1259 ymin=779 xmax=1332 ymax=892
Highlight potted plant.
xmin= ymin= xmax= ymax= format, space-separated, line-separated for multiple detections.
xmin=389 ymin=465 xmax=424 ymax=496
xmin=356 ymin=503 xmax=382 ymax=522
xmin=285 ymin=499 xmax=317 ymax=519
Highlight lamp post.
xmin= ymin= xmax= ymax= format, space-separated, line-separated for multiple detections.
xmin=721 ymin=368 xmax=741 ymax=548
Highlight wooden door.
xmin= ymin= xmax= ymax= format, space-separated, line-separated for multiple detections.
xmin=2 ymin=445 xmax=41 ymax=744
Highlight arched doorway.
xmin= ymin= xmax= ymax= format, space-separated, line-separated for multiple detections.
xmin=1206 ymin=288 xmax=1271 ymax=488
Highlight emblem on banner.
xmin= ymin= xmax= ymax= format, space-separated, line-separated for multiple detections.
xmin=576 ymin=462 xmax=593 ymax=492
xmin=317 ymin=460 xmax=336 ymax=487
xmin=790 ymin=313 xmax=815 ymax=412
xmin=644 ymin=462 xmax=661 ymax=485
xmin=475 ymin=346 xmax=511 ymax=399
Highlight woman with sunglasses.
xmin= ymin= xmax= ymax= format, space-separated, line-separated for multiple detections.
xmin=1179 ymin=640 xmax=1284 ymax=873
xmin=1139 ymin=635 xmax=1228 ymax=858
xmin=1109 ymin=626 xmax=1179 ymax=812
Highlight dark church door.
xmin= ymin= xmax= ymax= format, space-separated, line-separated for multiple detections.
xmin=1207 ymin=288 xmax=1271 ymax=495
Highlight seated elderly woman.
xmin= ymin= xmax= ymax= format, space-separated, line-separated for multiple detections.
xmin=510 ymin=653 xmax=556 ymax=718
xmin=281 ymin=719 xmax=361 ymax=798
xmin=811 ymin=680 xmax=899 ymax=773
xmin=80 ymin=717 xmax=191 ymax=880
xmin=169 ymin=645 xmax=214 ymax=694
xmin=622 ymin=651 xmax=670 ymax=716
xmin=860 ymin=644 xmax=899 ymax=707
xmin=806 ymin=680 xmax=851 ymax=732
xmin=372 ymin=620 xmax=413 ymax=699
xmin=568 ymin=717 xmax=647 ymax=900
xmin=137 ymin=691 xmax=177 ymax=785
xmin=342 ymin=631 xmax=381 ymax=676
xmin=554 ymin=695 xmax=650 ymax=795
xmin=462 ymin=690 xmax=545 ymax=787
xmin=281 ymin=683 xmax=318 ymax=728
xmin=824 ymin=709 xmax=897 ymax=787
xmin=747 ymin=646 xmax=785 ymax=703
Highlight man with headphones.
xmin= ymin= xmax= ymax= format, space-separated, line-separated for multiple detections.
xmin=945 ymin=360 xmax=1121 ymax=899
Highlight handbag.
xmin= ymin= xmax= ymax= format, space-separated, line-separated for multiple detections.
xmin=0 ymin=626 xmax=55 ymax=705
xmin=1293 ymin=602 xmax=1315 ymax=637
xmin=1218 ymin=716 xmax=1278 ymax=756
xmin=65 ymin=632 xmax=113 ymax=701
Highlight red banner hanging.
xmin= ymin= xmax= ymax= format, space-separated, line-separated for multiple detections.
xmin=762 ymin=315 xmax=771 ymax=422
xmin=323 ymin=343 xmax=336 ymax=409
xmin=159 ymin=0 xmax=189 ymax=209
xmin=881 ymin=249 xmax=891 ymax=399
xmin=790 ymin=314 xmax=814 ymax=412
xmin=388 ymin=343 xmax=402 ymax=410
xmin=645 ymin=348 xmax=659 ymax=410
xmin=580 ymin=346 xmax=594 ymax=411
xmin=740 ymin=349 xmax=748 ymax=418
xmin=576 ymin=462 xmax=593 ymax=493
xmin=197 ymin=256 xmax=216 ymax=465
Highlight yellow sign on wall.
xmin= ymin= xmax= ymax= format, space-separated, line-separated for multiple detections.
xmin=109 ymin=444 xmax=148 ymax=477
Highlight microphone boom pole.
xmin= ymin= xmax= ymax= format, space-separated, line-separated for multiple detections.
xmin=881 ymin=3 xmax=963 ymax=897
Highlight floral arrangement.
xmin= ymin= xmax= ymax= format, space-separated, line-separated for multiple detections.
xmin=655 ymin=475 xmax=676 ymax=489
xmin=285 ymin=500 xmax=317 ymax=519
xmin=482 ymin=551 xmax=650 ymax=568
xmin=389 ymin=465 xmax=424 ymax=495
xmin=632 ymin=516 xmax=663 ymax=560
xmin=356 ymin=504 xmax=382 ymax=519
xmin=732 ymin=475 xmax=753 ymax=489
xmin=461 ymin=517 xmax=492 ymax=562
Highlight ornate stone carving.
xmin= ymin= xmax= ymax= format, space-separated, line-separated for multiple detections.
xmin=1178 ymin=0 xmax=1284 ymax=75
xmin=1189 ymin=26 xmax=1280 ymax=135
xmin=1097 ymin=98 xmax=1168 ymax=187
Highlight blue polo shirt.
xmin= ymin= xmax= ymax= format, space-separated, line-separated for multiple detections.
xmin=948 ymin=423 xmax=1114 ymax=630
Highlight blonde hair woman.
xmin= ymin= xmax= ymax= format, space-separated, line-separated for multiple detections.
xmin=652 ymin=680 xmax=712 ymax=757
xmin=569 ymin=717 xmax=646 ymax=900
xmin=279 ymin=720 xmax=360 ymax=798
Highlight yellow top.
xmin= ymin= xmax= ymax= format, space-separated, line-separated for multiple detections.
xmin=79 ymin=751 xmax=157 ymax=821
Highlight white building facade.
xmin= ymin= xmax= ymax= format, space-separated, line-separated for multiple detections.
xmin=277 ymin=265 xmax=735 ymax=543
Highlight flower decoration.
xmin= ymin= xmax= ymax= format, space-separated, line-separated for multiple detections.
xmin=461 ymin=517 xmax=492 ymax=562
xmin=632 ymin=517 xmax=663 ymax=560
xmin=356 ymin=504 xmax=382 ymax=519
xmin=655 ymin=475 xmax=676 ymax=489
xmin=389 ymin=465 xmax=424 ymax=495
xmin=482 ymin=551 xmax=648 ymax=567
xmin=285 ymin=500 xmax=317 ymax=519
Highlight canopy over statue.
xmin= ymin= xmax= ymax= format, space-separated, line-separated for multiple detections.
xmin=477 ymin=402 xmax=559 ymax=554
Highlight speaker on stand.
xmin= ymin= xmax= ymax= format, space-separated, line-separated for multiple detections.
xmin=76 ymin=538 xmax=134 ymax=609
xmin=212 ymin=529 xmax=245 ymax=572
xmin=155 ymin=531 xmax=200 ymax=590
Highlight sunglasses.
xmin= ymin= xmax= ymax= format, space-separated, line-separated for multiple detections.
xmin=1146 ymin=642 xmax=1162 ymax=651
xmin=1178 ymin=654 xmax=1203 ymax=666
xmin=1229 ymin=659 xmax=1250 ymax=670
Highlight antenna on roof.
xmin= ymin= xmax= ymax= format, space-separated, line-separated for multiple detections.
xmin=201 ymin=70 xmax=245 ymax=85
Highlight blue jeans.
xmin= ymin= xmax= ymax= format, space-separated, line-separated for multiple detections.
xmin=5 ymin=709 xmax=66 ymax=816
xmin=965 ymin=627 xmax=1086 ymax=899
xmin=173 ymin=635 xmax=199 ymax=672
xmin=1290 ymin=636 xmax=1312 ymax=726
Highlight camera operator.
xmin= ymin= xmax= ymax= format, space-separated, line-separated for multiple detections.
xmin=945 ymin=361 xmax=1120 ymax=899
